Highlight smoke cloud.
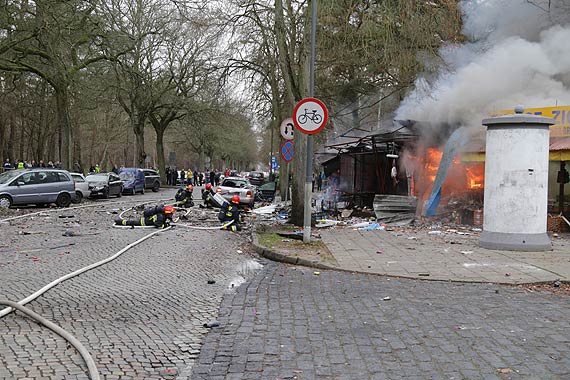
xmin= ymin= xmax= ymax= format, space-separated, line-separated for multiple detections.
xmin=396 ymin=0 xmax=570 ymax=129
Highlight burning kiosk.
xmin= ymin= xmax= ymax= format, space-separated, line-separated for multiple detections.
xmin=321 ymin=120 xmax=486 ymax=223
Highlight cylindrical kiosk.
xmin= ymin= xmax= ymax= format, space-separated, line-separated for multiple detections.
xmin=479 ymin=106 xmax=554 ymax=251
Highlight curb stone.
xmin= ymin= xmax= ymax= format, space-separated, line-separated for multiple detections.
xmin=251 ymin=223 xmax=333 ymax=270
xmin=250 ymin=223 xmax=560 ymax=286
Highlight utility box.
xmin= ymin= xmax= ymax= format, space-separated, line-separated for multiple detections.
xmin=479 ymin=106 xmax=554 ymax=251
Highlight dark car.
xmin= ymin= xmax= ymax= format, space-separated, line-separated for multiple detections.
xmin=86 ymin=172 xmax=123 ymax=198
xmin=119 ymin=168 xmax=145 ymax=194
xmin=143 ymin=169 xmax=161 ymax=192
xmin=247 ymin=171 xmax=265 ymax=186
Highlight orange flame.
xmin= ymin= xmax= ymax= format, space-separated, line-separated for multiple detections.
xmin=408 ymin=147 xmax=484 ymax=200
xmin=465 ymin=165 xmax=485 ymax=189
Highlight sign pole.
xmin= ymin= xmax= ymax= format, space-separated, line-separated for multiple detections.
xmin=303 ymin=0 xmax=317 ymax=244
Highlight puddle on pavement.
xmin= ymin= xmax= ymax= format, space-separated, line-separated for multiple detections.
xmin=228 ymin=260 xmax=263 ymax=289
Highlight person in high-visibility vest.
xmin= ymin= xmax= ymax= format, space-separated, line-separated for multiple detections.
xmin=95 ymin=164 xmax=101 ymax=173
xmin=17 ymin=160 xmax=25 ymax=169
xmin=187 ymin=169 xmax=193 ymax=185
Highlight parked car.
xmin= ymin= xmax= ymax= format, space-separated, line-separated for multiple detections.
xmin=143 ymin=169 xmax=161 ymax=192
xmin=248 ymin=171 xmax=265 ymax=186
xmin=0 ymin=168 xmax=76 ymax=208
xmin=70 ymin=173 xmax=90 ymax=203
xmin=86 ymin=172 xmax=123 ymax=198
xmin=119 ymin=168 xmax=145 ymax=194
xmin=215 ymin=177 xmax=256 ymax=207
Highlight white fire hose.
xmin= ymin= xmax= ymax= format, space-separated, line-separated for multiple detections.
xmin=0 ymin=197 xmax=174 ymax=223
xmin=0 ymin=300 xmax=100 ymax=380
xmin=0 ymin=227 xmax=171 ymax=380
xmin=172 ymin=220 xmax=235 ymax=230
xmin=0 ymin=227 xmax=171 ymax=318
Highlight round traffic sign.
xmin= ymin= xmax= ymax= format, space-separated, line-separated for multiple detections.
xmin=293 ymin=97 xmax=328 ymax=135
xmin=280 ymin=118 xmax=295 ymax=140
xmin=281 ymin=140 xmax=294 ymax=163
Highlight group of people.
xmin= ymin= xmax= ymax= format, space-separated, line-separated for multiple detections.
xmin=2 ymin=159 xmax=126 ymax=177
xmin=115 ymin=182 xmax=242 ymax=232
xmin=165 ymin=167 xmax=230 ymax=188
xmin=3 ymin=159 xmax=63 ymax=172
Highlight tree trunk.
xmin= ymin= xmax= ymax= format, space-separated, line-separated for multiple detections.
xmin=55 ymin=87 xmax=73 ymax=170
xmin=0 ymin=116 xmax=5 ymax=163
xmin=155 ymin=127 xmax=166 ymax=183
xmin=8 ymin=115 xmax=16 ymax=162
xmin=132 ymin=113 xmax=146 ymax=168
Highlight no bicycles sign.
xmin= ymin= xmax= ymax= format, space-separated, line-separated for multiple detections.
xmin=293 ymin=97 xmax=328 ymax=135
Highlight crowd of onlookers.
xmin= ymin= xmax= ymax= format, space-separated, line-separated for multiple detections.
xmin=165 ymin=167 xmax=239 ymax=187
xmin=3 ymin=159 xmax=63 ymax=172
xmin=2 ymin=160 xmax=246 ymax=190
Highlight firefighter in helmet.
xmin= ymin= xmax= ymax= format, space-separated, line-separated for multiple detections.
xmin=200 ymin=183 xmax=216 ymax=208
xmin=175 ymin=184 xmax=194 ymax=208
xmin=218 ymin=195 xmax=241 ymax=231
xmin=115 ymin=205 xmax=175 ymax=228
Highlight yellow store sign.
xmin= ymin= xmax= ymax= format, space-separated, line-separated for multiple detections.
xmin=491 ymin=106 xmax=570 ymax=137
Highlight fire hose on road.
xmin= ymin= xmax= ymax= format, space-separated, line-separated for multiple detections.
xmin=0 ymin=227 xmax=171 ymax=318
xmin=0 ymin=300 xmax=101 ymax=380
xmin=0 ymin=227 xmax=172 ymax=379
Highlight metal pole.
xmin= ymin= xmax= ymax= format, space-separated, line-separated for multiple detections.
xmin=303 ymin=0 xmax=317 ymax=243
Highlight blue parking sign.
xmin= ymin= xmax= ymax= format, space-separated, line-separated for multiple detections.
xmin=281 ymin=140 xmax=294 ymax=162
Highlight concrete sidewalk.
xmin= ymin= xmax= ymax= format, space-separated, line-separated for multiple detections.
xmin=318 ymin=226 xmax=570 ymax=284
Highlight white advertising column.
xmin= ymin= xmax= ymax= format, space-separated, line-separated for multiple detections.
xmin=480 ymin=107 xmax=554 ymax=251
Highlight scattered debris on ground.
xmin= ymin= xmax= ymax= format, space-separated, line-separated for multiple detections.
xmin=515 ymin=281 xmax=570 ymax=296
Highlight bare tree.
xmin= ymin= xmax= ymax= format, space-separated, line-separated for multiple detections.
xmin=0 ymin=0 xmax=114 ymax=169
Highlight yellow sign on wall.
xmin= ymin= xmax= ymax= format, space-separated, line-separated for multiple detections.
xmin=491 ymin=106 xmax=570 ymax=137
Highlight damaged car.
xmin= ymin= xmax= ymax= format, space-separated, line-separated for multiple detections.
xmin=216 ymin=177 xmax=256 ymax=207
xmin=86 ymin=172 xmax=123 ymax=199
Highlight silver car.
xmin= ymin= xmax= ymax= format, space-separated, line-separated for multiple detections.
xmin=215 ymin=177 xmax=256 ymax=207
xmin=70 ymin=173 xmax=90 ymax=203
xmin=0 ymin=168 xmax=76 ymax=208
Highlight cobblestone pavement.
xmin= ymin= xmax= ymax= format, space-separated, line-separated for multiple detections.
xmin=320 ymin=228 xmax=570 ymax=284
xmin=0 ymin=188 xmax=263 ymax=379
xmin=193 ymin=262 xmax=570 ymax=380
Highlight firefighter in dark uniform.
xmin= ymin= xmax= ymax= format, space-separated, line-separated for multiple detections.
xmin=175 ymin=184 xmax=194 ymax=208
xmin=115 ymin=205 xmax=175 ymax=228
xmin=200 ymin=183 xmax=216 ymax=208
xmin=218 ymin=195 xmax=241 ymax=232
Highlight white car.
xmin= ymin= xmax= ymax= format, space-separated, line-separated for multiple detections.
xmin=70 ymin=173 xmax=90 ymax=203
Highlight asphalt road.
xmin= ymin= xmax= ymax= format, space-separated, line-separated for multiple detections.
xmin=0 ymin=188 xmax=263 ymax=379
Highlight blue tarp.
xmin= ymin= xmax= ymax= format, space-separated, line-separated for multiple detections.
xmin=425 ymin=127 xmax=471 ymax=217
